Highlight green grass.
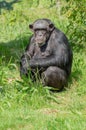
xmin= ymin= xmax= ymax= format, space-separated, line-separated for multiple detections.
xmin=0 ymin=0 xmax=86 ymax=130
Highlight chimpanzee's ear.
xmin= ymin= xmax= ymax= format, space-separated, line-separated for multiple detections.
xmin=29 ymin=24 xmax=33 ymax=31
xmin=49 ymin=23 xmax=54 ymax=31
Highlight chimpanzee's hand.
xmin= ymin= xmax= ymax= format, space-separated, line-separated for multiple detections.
xmin=20 ymin=52 xmax=31 ymax=77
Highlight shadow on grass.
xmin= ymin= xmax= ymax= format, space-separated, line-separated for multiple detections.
xmin=0 ymin=0 xmax=21 ymax=14
xmin=68 ymin=69 xmax=82 ymax=86
xmin=67 ymin=41 xmax=84 ymax=88
xmin=0 ymin=35 xmax=30 ymax=64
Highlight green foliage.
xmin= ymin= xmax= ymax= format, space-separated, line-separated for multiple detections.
xmin=0 ymin=0 xmax=86 ymax=129
xmin=62 ymin=0 xmax=86 ymax=46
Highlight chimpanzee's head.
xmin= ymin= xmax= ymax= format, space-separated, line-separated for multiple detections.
xmin=29 ymin=19 xmax=54 ymax=46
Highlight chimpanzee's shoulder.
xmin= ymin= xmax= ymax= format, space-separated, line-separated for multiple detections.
xmin=54 ymin=28 xmax=68 ymax=41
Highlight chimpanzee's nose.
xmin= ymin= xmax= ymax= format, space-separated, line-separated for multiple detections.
xmin=39 ymin=34 xmax=42 ymax=37
xmin=38 ymin=32 xmax=42 ymax=37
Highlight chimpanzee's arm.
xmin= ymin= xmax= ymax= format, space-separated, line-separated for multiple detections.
xmin=20 ymin=36 xmax=35 ymax=77
xmin=30 ymin=55 xmax=56 ymax=67
xmin=30 ymin=44 xmax=69 ymax=69
xmin=25 ymin=36 xmax=35 ymax=58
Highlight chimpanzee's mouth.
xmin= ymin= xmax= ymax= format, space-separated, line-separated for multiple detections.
xmin=38 ymin=42 xmax=45 ymax=46
xmin=35 ymin=39 xmax=45 ymax=45
xmin=35 ymin=39 xmax=43 ymax=44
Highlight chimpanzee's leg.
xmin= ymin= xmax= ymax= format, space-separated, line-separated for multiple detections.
xmin=30 ymin=67 xmax=45 ymax=81
xmin=41 ymin=66 xmax=67 ymax=90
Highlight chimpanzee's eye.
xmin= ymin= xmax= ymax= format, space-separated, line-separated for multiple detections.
xmin=41 ymin=30 xmax=47 ymax=34
xmin=35 ymin=30 xmax=39 ymax=34
xmin=35 ymin=29 xmax=47 ymax=35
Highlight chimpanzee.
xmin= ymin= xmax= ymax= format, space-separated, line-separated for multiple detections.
xmin=20 ymin=19 xmax=73 ymax=91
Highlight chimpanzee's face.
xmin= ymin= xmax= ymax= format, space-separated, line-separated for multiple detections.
xmin=29 ymin=19 xmax=54 ymax=46
xmin=34 ymin=29 xmax=48 ymax=45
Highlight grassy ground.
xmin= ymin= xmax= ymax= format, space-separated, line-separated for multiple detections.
xmin=0 ymin=0 xmax=86 ymax=130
